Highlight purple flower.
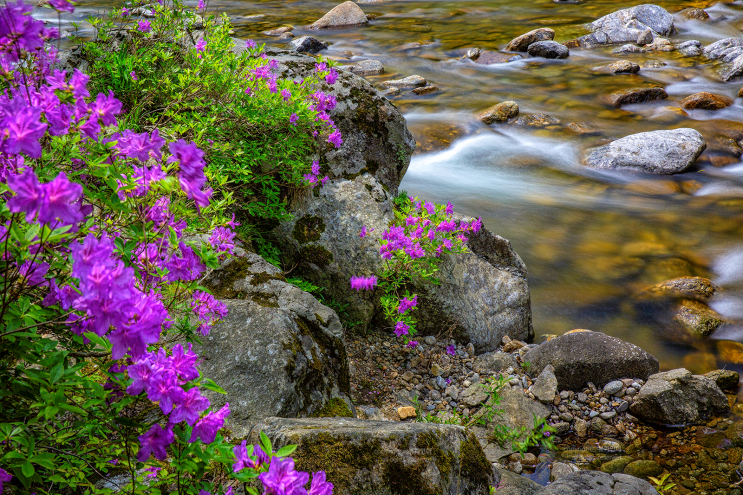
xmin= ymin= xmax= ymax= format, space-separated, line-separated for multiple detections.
xmin=107 ymin=459 xmax=118 ymax=465
xmin=6 ymin=168 xmax=43 ymax=220
xmin=349 ymin=276 xmax=377 ymax=291
xmin=393 ymin=321 xmax=409 ymax=338
xmin=406 ymin=341 xmax=418 ymax=348
xmin=289 ymin=113 xmax=298 ymax=125
xmin=197 ymin=0 xmax=205 ymax=9
xmin=170 ymin=343 xmax=200 ymax=381
xmin=49 ymin=0 xmax=74 ymax=12
xmin=309 ymin=472 xmax=333 ymax=495
xmin=196 ymin=38 xmax=207 ymax=53
xmin=131 ymin=70 xmax=138 ymax=81
xmin=311 ymin=161 xmax=320 ymax=175
xmin=210 ymin=226 xmax=236 ymax=255
xmin=321 ymin=176 xmax=329 ymax=186
xmin=144 ymin=466 xmax=161 ymax=478
xmin=122 ymin=7 xmax=130 ymax=15
xmin=258 ymin=457 xmax=310 ymax=495
xmin=191 ymin=290 xmax=227 ymax=335
xmin=170 ymin=387 xmax=210 ymax=425
xmin=315 ymin=62 xmax=327 ymax=73
xmin=127 ymin=356 xmax=155 ymax=395
xmin=1 ymin=99 xmax=48 ymax=158
xmin=0 ymin=0 xmax=45 ymax=59
xmin=198 ymin=490 xmax=211 ymax=495
xmin=327 ymin=130 xmax=342 ymax=148
xmin=190 ymin=403 xmax=230 ymax=443
xmin=397 ymin=295 xmax=418 ymax=314
xmin=267 ymin=78 xmax=277 ymax=93
xmin=471 ymin=217 xmax=482 ymax=233
xmin=245 ymin=39 xmax=256 ymax=49
xmin=138 ymin=20 xmax=151 ymax=32
xmin=543 ymin=431 xmax=551 ymax=438
xmin=423 ymin=202 xmax=435 ymax=215
xmin=359 ymin=226 xmax=372 ymax=238
xmin=281 ymin=89 xmax=291 ymax=102
xmin=233 ymin=442 xmax=269 ymax=472
xmin=167 ymin=139 xmax=208 ymax=206
xmin=37 ymin=172 xmax=83 ymax=226
xmin=446 ymin=345 xmax=456 ymax=356
xmin=445 ymin=202 xmax=453 ymax=215
xmin=137 ymin=424 xmax=174 ymax=462
xmin=0 ymin=468 xmax=11 ymax=493
xmin=90 ymin=90 xmax=123 ymax=127
xmin=147 ymin=370 xmax=183 ymax=414
xmin=325 ymin=69 xmax=338 ymax=85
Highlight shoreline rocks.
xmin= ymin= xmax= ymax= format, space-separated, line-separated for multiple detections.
xmin=584 ymin=128 xmax=706 ymax=174
xmin=572 ymin=4 xmax=674 ymax=48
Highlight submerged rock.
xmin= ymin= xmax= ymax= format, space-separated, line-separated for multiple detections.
xmin=477 ymin=101 xmax=519 ymax=124
xmin=290 ymin=36 xmax=328 ymax=54
xmin=348 ymin=59 xmax=384 ymax=75
xmin=473 ymin=51 xmax=523 ymax=64
xmin=506 ymin=28 xmax=555 ymax=52
xmin=630 ymin=368 xmax=729 ymax=425
xmin=264 ymin=48 xmax=415 ymax=193
xmin=248 ymin=417 xmax=497 ymax=494
xmin=527 ymin=40 xmax=569 ymax=59
xmin=592 ymin=60 xmax=640 ymax=74
xmin=607 ymin=87 xmax=667 ymax=107
xmin=512 ymin=113 xmax=560 ymax=127
xmin=680 ymin=8 xmax=709 ymax=20
xmin=311 ymin=1 xmax=368 ymax=29
xmin=536 ymin=471 xmax=659 ymax=494
xmin=572 ymin=4 xmax=674 ymax=48
xmin=584 ymin=129 xmax=706 ymax=174
xmin=637 ymin=276 xmax=719 ymax=302
xmin=682 ymin=91 xmax=733 ymax=110
xmin=677 ymin=40 xmax=702 ymax=57
xmin=523 ymin=331 xmax=659 ymax=390
xmin=198 ymin=253 xmax=353 ymax=437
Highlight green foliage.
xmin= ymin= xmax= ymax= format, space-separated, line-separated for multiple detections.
xmin=648 ymin=473 xmax=676 ymax=493
xmin=287 ymin=277 xmax=321 ymax=294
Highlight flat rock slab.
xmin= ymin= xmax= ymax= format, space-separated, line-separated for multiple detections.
xmin=311 ymin=1 xmax=368 ymax=29
xmin=592 ymin=60 xmax=640 ymax=74
xmin=248 ymin=417 xmax=497 ymax=495
xmin=636 ymin=276 xmax=718 ymax=302
xmin=527 ymin=40 xmax=569 ymax=59
xmin=703 ymin=37 xmax=743 ymax=62
xmin=523 ymin=331 xmax=659 ymax=391
xmin=379 ymin=75 xmax=426 ymax=89
xmin=682 ymin=92 xmax=733 ymax=110
xmin=584 ymin=128 xmax=706 ymax=174
xmin=512 ymin=113 xmax=560 ymax=127
xmin=506 ymin=28 xmax=555 ymax=52
xmin=349 ymin=59 xmax=384 ymax=75
xmin=473 ymin=51 xmax=523 ymax=64
xmin=630 ymin=368 xmax=729 ymax=425
xmin=607 ymin=87 xmax=667 ymax=107
xmin=536 ymin=471 xmax=659 ymax=494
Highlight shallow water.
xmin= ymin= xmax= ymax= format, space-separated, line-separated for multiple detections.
xmin=72 ymin=0 xmax=743 ymax=374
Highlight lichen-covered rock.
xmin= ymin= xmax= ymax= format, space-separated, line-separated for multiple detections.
xmin=630 ymin=368 xmax=729 ymax=425
xmin=677 ymin=40 xmax=702 ymax=57
xmin=483 ymin=388 xmax=550 ymax=432
xmin=704 ymin=369 xmax=739 ymax=390
xmin=505 ymin=28 xmax=555 ymax=52
xmin=380 ymin=75 xmax=426 ymax=90
xmin=473 ymin=351 xmax=518 ymax=373
xmin=635 ymin=276 xmax=719 ymax=302
xmin=703 ymin=38 xmax=743 ymax=63
xmin=527 ymin=40 xmax=569 ymax=59
xmin=275 ymin=174 xmax=533 ymax=352
xmin=535 ymin=471 xmax=659 ymax=494
xmin=349 ymin=59 xmax=384 ymax=75
xmin=262 ymin=48 xmax=415 ymax=194
xmin=197 ymin=253 xmax=353 ymax=437
xmin=572 ymin=4 xmax=674 ymax=48
xmin=682 ymin=92 xmax=733 ymax=110
xmin=247 ymin=417 xmax=497 ymax=495
xmin=584 ymin=129 xmax=706 ymax=174
xmin=523 ymin=331 xmax=659 ymax=390
xmin=606 ymin=87 xmax=667 ymax=107
xmin=310 ymin=1 xmax=368 ymax=29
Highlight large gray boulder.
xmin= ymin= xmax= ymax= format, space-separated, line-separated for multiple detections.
xmin=495 ymin=467 xmax=542 ymax=495
xmin=584 ymin=129 xmax=706 ymax=174
xmin=701 ymin=38 xmax=743 ymax=81
xmin=275 ymin=174 xmax=533 ymax=353
xmin=630 ymin=368 xmax=729 ymax=425
xmin=247 ymin=417 xmax=497 ymax=495
xmin=536 ymin=471 xmax=659 ymax=495
xmin=198 ymin=252 xmax=353 ymax=437
xmin=310 ymin=1 xmax=368 ymax=29
xmin=523 ymin=331 xmax=659 ymax=390
xmin=264 ymin=48 xmax=415 ymax=194
xmin=573 ymin=5 xmax=674 ymax=48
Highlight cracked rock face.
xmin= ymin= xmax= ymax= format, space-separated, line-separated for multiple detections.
xmin=198 ymin=252 xmax=353 ymax=437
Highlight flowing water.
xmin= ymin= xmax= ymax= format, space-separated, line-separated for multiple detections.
xmin=67 ymin=0 xmax=743 ymax=375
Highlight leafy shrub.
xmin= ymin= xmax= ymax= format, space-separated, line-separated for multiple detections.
xmin=0 ymin=0 xmax=335 ymax=493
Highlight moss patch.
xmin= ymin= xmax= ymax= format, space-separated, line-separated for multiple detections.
xmin=204 ymin=257 xmax=252 ymax=299
xmin=294 ymin=432 xmax=382 ymax=492
xmin=460 ymin=431 xmax=492 ymax=486
xmin=299 ymin=244 xmax=333 ymax=268
xmin=293 ymin=215 xmax=326 ymax=244
xmin=383 ymin=458 xmax=438 ymax=495
xmin=310 ymin=398 xmax=354 ymax=418
xmin=416 ymin=431 xmax=454 ymax=479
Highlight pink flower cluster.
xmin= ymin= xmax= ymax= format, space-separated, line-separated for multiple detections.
xmin=303 ymin=161 xmax=329 ymax=188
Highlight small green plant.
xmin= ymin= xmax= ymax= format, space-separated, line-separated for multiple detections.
xmin=520 ymin=361 xmax=531 ymax=372
xmin=412 ymin=397 xmax=464 ymax=425
xmin=287 ymin=277 xmax=322 ymax=294
xmin=648 ymin=473 xmax=676 ymax=493
xmin=473 ymin=375 xmax=509 ymax=426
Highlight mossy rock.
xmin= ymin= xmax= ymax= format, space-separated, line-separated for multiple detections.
xmin=623 ymin=459 xmax=662 ymax=479
xmin=248 ymin=417 xmax=497 ymax=495
xmin=600 ymin=456 xmax=634 ymax=474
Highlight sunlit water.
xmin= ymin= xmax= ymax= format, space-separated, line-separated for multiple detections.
xmin=68 ymin=0 xmax=743 ymax=374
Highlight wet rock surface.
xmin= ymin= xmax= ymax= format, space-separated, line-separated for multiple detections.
xmin=527 ymin=40 xmax=569 ymax=59
xmin=682 ymin=92 xmax=733 ymax=110
xmin=592 ymin=60 xmax=640 ymax=74
xmin=537 ymin=470 xmax=659 ymax=494
xmin=477 ymin=101 xmax=519 ymax=124
xmin=348 ymin=59 xmax=384 ymax=75
xmin=506 ymin=28 xmax=555 ymax=52
xmin=289 ymin=35 xmax=328 ymax=54
xmin=310 ymin=1 xmax=368 ymax=29
xmin=607 ymin=87 xmax=668 ymax=107
xmin=584 ymin=128 xmax=706 ymax=174
xmin=247 ymin=417 xmax=497 ymax=495
xmin=573 ymin=4 xmax=674 ymax=48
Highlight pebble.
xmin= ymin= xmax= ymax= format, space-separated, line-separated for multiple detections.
xmin=424 ymin=336 xmax=436 ymax=345
xmin=603 ymin=380 xmax=624 ymax=395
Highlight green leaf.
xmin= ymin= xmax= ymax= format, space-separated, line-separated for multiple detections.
xmin=260 ymin=431 xmax=272 ymax=457
xmin=200 ymin=378 xmax=226 ymax=395
xmin=275 ymin=444 xmax=297 ymax=457
xmin=50 ymin=362 xmax=64 ymax=384
xmin=21 ymin=460 xmax=35 ymax=477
